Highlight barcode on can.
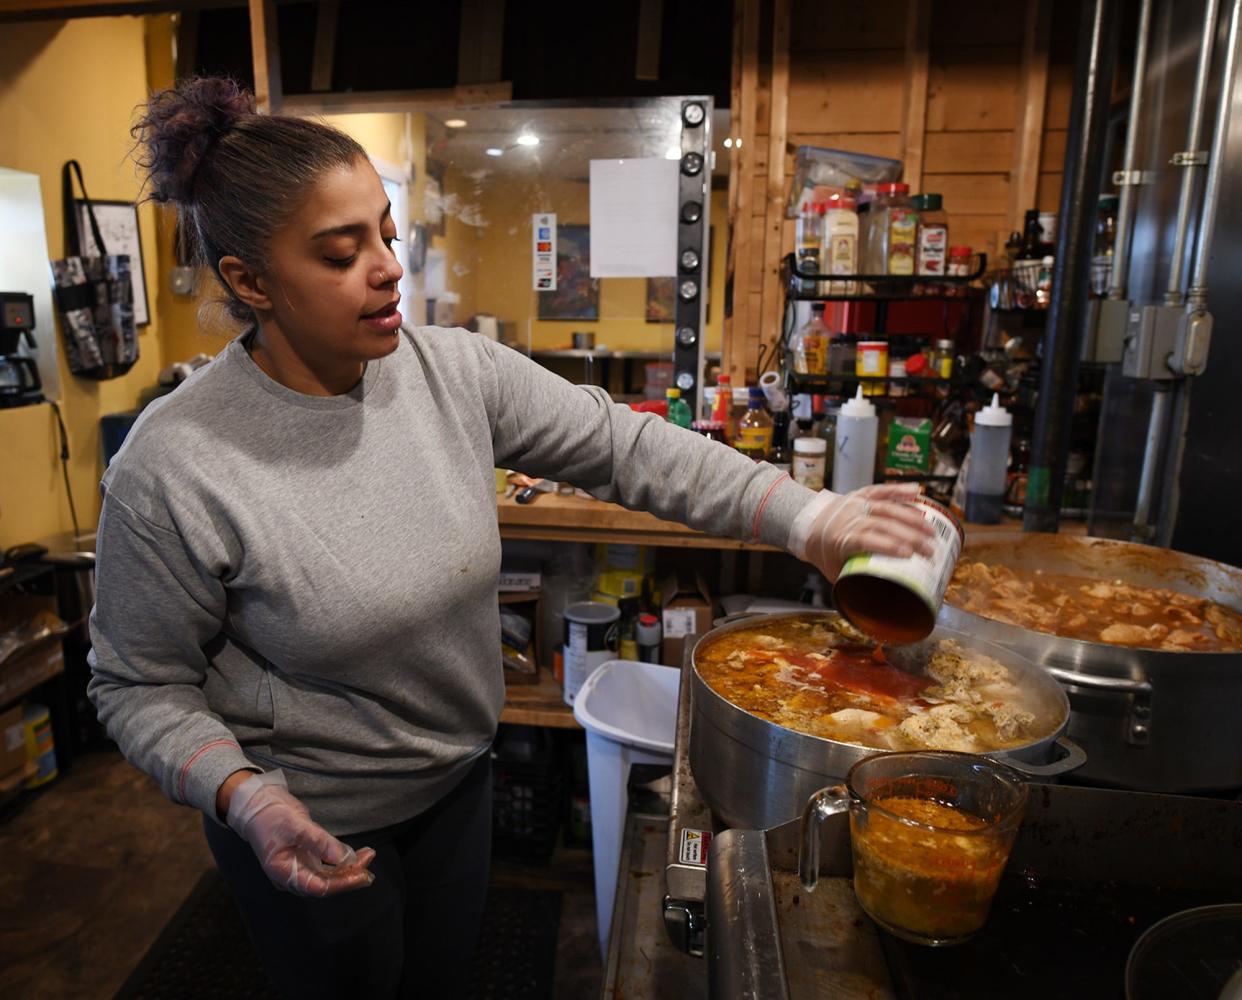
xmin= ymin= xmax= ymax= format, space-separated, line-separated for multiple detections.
xmin=927 ymin=509 xmax=958 ymax=544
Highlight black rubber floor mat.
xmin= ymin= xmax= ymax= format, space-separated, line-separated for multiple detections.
xmin=116 ymin=871 xmax=563 ymax=999
xmin=468 ymin=887 xmax=562 ymax=1000
xmin=114 ymin=869 xmax=278 ymax=1000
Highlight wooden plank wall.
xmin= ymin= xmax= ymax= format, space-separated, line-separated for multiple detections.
xmin=723 ymin=0 xmax=1078 ymax=383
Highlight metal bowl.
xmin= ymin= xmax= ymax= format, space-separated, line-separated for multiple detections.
xmin=688 ymin=611 xmax=1084 ymax=831
xmin=940 ymin=532 xmax=1242 ymax=792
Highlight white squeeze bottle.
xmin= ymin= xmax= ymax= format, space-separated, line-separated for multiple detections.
xmin=964 ymin=393 xmax=1013 ymax=524
xmin=832 ymin=386 xmax=878 ymax=493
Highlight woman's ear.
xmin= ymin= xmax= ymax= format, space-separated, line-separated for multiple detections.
xmin=218 ymin=256 xmax=272 ymax=311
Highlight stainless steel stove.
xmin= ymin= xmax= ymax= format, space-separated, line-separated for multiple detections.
xmin=663 ymin=639 xmax=1242 ymax=998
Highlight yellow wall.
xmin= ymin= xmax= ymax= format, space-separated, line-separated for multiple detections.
xmin=0 ymin=17 xmax=170 ymax=548
xmin=438 ymin=169 xmax=726 ymax=352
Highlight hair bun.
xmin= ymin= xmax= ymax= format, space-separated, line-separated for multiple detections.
xmin=132 ymin=76 xmax=255 ymax=205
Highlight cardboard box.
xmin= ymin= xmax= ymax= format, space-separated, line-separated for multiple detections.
xmin=0 ymin=703 xmax=24 ymax=778
xmin=661 ymin=570 xmax=715 ymax=667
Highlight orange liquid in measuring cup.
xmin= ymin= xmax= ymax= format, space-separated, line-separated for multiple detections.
xmin=851 ymin=796 xmax=1011 ymax=944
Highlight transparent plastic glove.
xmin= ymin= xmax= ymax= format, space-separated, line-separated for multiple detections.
xmin=789 ymin=483 xmax=936 ymax=582
xmin=225 ymin=771 xmax=376 ymax=897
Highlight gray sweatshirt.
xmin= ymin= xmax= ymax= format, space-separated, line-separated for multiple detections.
xmin=88 ymin=326 xmax=814 ymax=834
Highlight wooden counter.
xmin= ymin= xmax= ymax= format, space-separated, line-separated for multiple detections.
xmin=497 ymin=491 xmax=1087 ymax=548
xmin=500 ymin=667 xmax=579 ymax=729
xmin=497 ymin=492 xmax=780 ymax=551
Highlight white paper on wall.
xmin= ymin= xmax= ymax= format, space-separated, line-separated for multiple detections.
xmin=588 ymin=158 xmax=677 ymax=278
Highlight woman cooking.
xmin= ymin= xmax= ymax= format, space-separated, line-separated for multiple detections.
xmin=88 ymin=76 xmax=934 ymax=999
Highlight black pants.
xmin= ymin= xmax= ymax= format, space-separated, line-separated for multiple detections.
xmin=203 ymin=753 xmax=492 ymax=1000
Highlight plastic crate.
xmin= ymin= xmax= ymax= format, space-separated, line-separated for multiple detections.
xmin=491 ymin=725 xmax=563 ymax=862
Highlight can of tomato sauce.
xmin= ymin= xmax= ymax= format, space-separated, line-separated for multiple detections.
xmin=832 ymin=496 xmax=963 ymax=644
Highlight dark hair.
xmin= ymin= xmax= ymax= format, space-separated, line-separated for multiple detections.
xmin=131 ymin=76 xmax=367 ymax=324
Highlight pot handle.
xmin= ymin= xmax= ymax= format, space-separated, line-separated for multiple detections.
xmin=799 ymin=784 xmax=850 ymax=892
xmin=996 ymin=735 xmax=1088 ymax=778
xmin=1045 ymin=666 xmax=1152 ymax=696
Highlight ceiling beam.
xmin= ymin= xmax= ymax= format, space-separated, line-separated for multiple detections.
xmin=310 ymin=0 xmax=337 ymax=92
xmin=282 ymin=82 xmax=514 ymax=117
xmin=457 ymin=0 xmax=505 ymax=86
xmin=0 ymin=0 xmax=239 ymax=22
xmin=248 ymin=0 xmax=281 ymax=114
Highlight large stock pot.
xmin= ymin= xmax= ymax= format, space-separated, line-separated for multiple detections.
xmin=687 ymin=611 xmax=1085 ymax=831
xmin=940 ymin=532 xmax=1242 ymax=793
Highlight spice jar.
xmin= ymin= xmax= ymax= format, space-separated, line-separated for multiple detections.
xmin=793 ymin=436 xmax=828 ymax=491
xmin=946 ymin=246 xmax=973 ymax=297
xmin=856 ymin=339 xmax=889 ymax=397
xmin=888 ymin=356 xmax=908 ymax=397
xmin=932 ymin=339 xmax=955 ymax=380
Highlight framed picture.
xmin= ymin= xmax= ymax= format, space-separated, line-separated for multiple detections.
xmin=645 ymin=277 xmax=675 ymax=322
xmin=75 ymin=199 xmax=149 ymax=327
xmin=537 ymin=224 xmax=600 ymax=321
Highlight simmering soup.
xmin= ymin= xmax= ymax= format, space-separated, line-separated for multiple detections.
xmin=946 ymin=560 xmax=1242 ymax=652
xmin=695 ymin=617 xmax=1056 ymax=753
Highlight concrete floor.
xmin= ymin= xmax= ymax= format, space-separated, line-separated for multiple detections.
xmin=0 ymin=750 xmax=602 ymax=999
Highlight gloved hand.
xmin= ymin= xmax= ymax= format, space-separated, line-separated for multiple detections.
xmin=226 ymin=770 xmax=376 ymax=897
xmin=789 ymin=483 xmax=937 ymax=582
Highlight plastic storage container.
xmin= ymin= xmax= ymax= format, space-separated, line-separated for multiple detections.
xmin=965 ymin=393 xmax=1013 ymax=524
xmin=833 ymin=386 xmax=878 ymax=493
xmin=572 ymin=659 xmax=680 ymax=957
xmin=491 ymin=724 xmax=563 ymax=862
xmin=793 ymin=436 xmax=827 ymax=490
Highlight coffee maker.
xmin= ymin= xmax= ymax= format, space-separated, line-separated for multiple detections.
xmin=0 ymin=291 xmax=44 ymax=408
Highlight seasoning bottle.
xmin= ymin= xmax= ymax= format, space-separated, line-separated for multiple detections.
xmin=964 ymin=393 xmax=1013 ymax=525
xmin=617 ymin=597 xmax=641 ymax=660
xmin=932 ymin=339 xmax=955 ymax=380
xmin=832 ymin=386 xmax=878 ymax=493
xmin=855 ymin=337 xmax=889 ymax=397
xmin=869 ymin=183 xmax=919 ymax=274
xmin=770 ymin=407 xmax=792 ymax=475
xmin=795 ymin=200 xmax=823 ymax=295
xmin=914 ymin=193 xmax=948 ymax=279
xmin=710 ymin=373 xmax=733 ymax=441
xmin=824 ymin=193 xmax=859 ymax=294
xmin=888 ymin=355 xmax=908 ymax=397
xmin=793 ymin=435 xmax=827 ymax=490
xmin=735 ymin=387 xmax=773 ymax=461
xmin=861 ymin=184 xmax=901 ymax=273
xmin=665 ymin=387 xmax=693 ymax=429
xmin=791 ymin=303 xmax=830 ymax=375
xmin=944 ymin=246 xmax=974 ymax=298
xmin=636 ymin=613 xmax=662 ymax=664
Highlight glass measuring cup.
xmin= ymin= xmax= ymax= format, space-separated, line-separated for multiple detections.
xmin=799 ymin=751 xmax=1028 ymax=946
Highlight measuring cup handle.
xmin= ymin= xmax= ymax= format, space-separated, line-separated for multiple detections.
xmin=799 ymin=784 xmax=850 ymax=892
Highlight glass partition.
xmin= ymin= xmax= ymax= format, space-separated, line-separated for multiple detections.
xmin=321 ymin=98 xmax=727 ymax=409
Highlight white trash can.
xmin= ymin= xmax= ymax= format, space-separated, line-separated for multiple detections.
xmin=572 ymin=658 xmax=680 ymax=958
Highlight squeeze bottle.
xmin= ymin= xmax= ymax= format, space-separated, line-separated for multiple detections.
xmin=832 ymin=386 xmax=878 ymax=493
xmin=964 ymin=393 xmax=1013 ymax=524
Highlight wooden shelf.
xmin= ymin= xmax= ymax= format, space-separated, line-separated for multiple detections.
xmin=0 ymin=761 xmax=35 ymax=795
xmin=500 ymin=666 xmax=579 ymax=729
xmin=497 ymin=492 xmax=779 ymax=551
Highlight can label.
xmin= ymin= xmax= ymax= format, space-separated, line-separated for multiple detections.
xmin=563 ymin=615 xmax=619 ymax=705
xmin=792 ymin=453 xmax=825 ymax=490
xmin=917 ymin=224 xmax=947 ymax=276
xmin=836 ymin=497 xmax=963 ymax=639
